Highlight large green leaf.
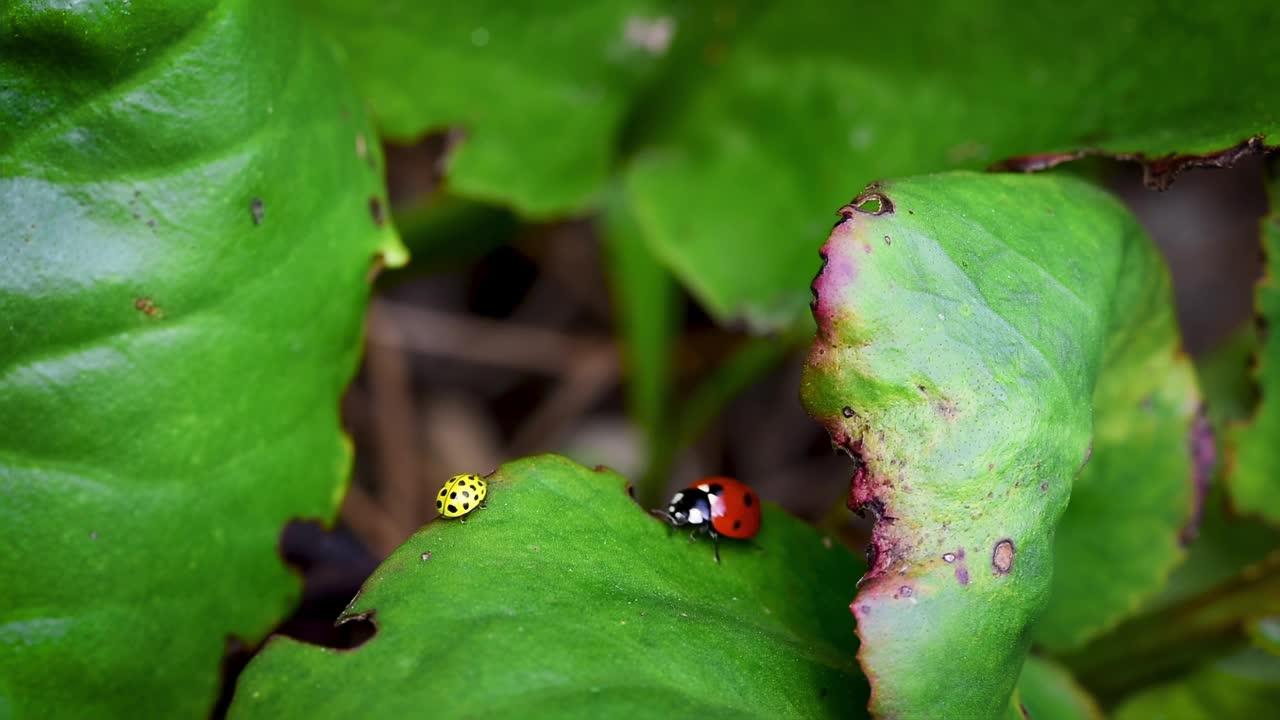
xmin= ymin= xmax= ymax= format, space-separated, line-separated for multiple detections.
xmin=801 ymin=172 xmax=1187 ymax=718
xmin=230 ymin=454 xmax=869 ymax=719
xmin=624 ymin=0 xmax=1280 ymax=328
xmin=1228 ymin=170 xmax=1280 ymax=524
xmin=296 ymin=0 xmax=675 ymax=217
xmin=0 ymin=1 xmax=405 ymax=716
xmin=1112 ymin=649 xmax=1280 ymax=720
xmin=1050 ymin=331 xmax=1280 ymax=699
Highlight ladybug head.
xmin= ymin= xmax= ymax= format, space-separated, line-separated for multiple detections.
xmin=651 ymin=488 xmax=712 ymax=528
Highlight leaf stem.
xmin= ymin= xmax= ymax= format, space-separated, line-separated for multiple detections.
xmin=1061 ymin=550 xmax=1280 ymax=702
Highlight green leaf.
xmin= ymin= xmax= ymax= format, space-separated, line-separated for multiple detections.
xmin=1034 ymin=289 xmax=1201 ymax=650
xmin=229 ymin=455 xmax=869 ymax=719
xmin=623 ymin=0 xmax=1280 ymax=329
xmin=1248 ymin=617 xmax=1280 ymax=656
xmin=1016 ymin=656 xmax=1102 ymax=720
xmin=1228 ymin=171 xmax=1280 ymax=524
xmin=801 ymin=172 xmax=1187 ymax=718
xmin=601 ymin=189 xmax=680 ymax=504
xmin=0 ymin=0 xmax=405 ymax=716
xmin=1059 ymin=541 xmax=1280 ymax=699
xmin=391 ymin=194 xmax=520 ymax=274
xmin=1112 ymin=649 xmax=1280 ymax=720
xmin=296 ymin=0 xmax=675 ymax=217
xmin=1141 ymin=331 xmax=1280 ymax=611
xmin=1196 ymin=325 xmax=1260 ymax=429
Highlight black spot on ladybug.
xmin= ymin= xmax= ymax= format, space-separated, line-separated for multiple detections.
xmin=435 ymin=500 xmax=442 ymax=509
xmin=708 ymin=483 xmax=723 ymax=494
xmin=450 ymin=491 xmax=457 ymax=500
xmin=733 ymin=520 xmax=742 ymax=530
xmin=743 ymin=493 xmax=754 ymax=507
xmin=447 ymin=504 xmax=458 ymax=514
xmin=463 ymin=502 xmax=470 ymax=511
xmin=462 ymin=491 xmax=470 ymax=499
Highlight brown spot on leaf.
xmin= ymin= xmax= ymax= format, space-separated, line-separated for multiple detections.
xmin=956 ymin=567 xmax=970 ymax=585
xmin=134 ymin=297 xmax=163 ymax=319
xmin=250 ymin=198 xmax=265 ymax=225
xmin=369 ymin=197 xmax=386 ymax=226
xmin=992 ymin=539 xmax=1015 ymax=575
xmin=420 ymin=551 xmax=432 ymax=561
xmin=934 ymin=397 xmax=957 ymax=419
xmin=884 ymin=234 xmax=892 ymax=246
xmin=842 ymin=406 xmax=857 ymax=418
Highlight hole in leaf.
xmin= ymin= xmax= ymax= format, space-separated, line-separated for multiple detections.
xmin=276 ymin=519 xmax=380 ymax=651
xmin=847 ymin=190 xmax=894 ymax=216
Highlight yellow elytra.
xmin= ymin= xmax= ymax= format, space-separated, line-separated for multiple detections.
xmin=436 ymin=474 xmax=487 ymax=518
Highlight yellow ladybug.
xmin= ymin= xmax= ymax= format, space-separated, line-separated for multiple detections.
xmin=436 ymin=473 xmax=487 ymax=519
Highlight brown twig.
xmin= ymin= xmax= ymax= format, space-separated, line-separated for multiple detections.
xmin=365 ymin=301 xmax=425 ymax=531
xmin=509 ymin=344 xmax=620 ymax=456
xmin=369 ymin=301 xmax=606 ymax=375
xmin=340 ymin=483 xmax=414 ymax=558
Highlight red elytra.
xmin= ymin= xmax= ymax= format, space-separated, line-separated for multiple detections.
xmin=702 ymin=476 xmax=761 ymax=539
xmin=651 ymin=475 xmax=761 ymax=562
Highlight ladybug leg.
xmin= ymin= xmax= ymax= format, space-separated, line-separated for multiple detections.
xmin=649 ymin=509 xmax=676 ymax=536
xmin=688 ymin=530 xmax=699 ymax=543
xmin=711 ymin=530 xmax=721 ymax=564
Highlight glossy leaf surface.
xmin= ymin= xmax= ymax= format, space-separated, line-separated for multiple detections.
xmin=231 ymin=455 xmax=868 ymax=719
xmin=0 ymin=0 xmax=404 ymax=715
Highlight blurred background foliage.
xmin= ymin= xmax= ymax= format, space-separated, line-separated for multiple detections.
xmin=4 ymin=0 xmax=1279 ymax=716
xmin=290 ymin=0 xmax=1280 ymax=701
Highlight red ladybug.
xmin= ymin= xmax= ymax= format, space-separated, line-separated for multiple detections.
xmin=651 ymin=476 xmax=761 ymax=563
